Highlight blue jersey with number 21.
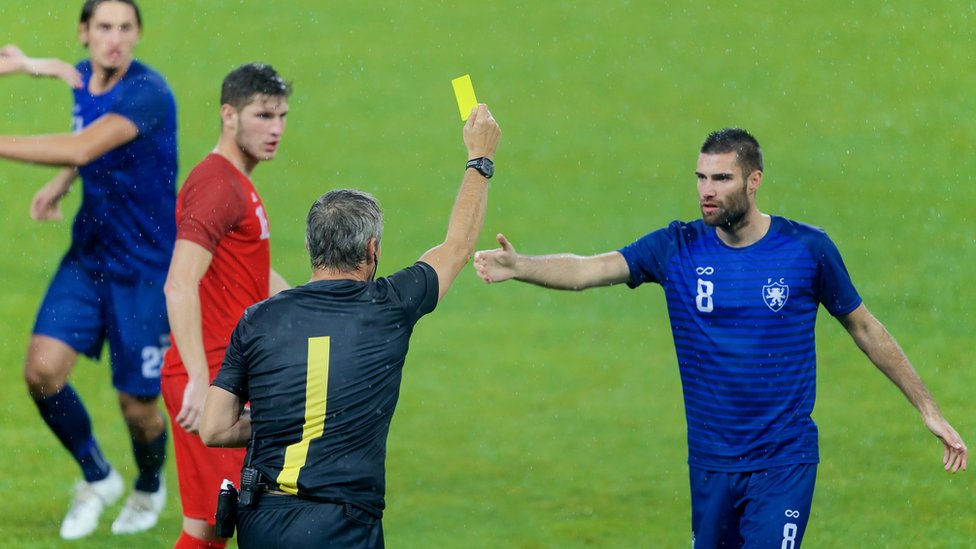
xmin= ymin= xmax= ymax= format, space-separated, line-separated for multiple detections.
xmin=619 ymin=216 xmax=861 ymax=472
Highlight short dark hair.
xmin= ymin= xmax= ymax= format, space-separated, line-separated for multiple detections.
xmin=700 ymin=128 xmax=763 ymax=176
xmin=306 ymin=189 xmax=384 ymax=272
xmin=80 ymin=0 xmax=142 ymax=27
xmin=220 ymin=63 xmax=292 ymax=110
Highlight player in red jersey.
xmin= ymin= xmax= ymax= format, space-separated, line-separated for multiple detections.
xmin=162 ymin=63 xmax=291 ymax=549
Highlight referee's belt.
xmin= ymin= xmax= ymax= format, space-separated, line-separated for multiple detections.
xmin=257 ymin=486 xmax=384 ymax=519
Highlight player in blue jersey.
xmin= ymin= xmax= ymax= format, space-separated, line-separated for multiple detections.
xmin=198 ymin=104 xmax=501 ymax=547
xmin=473 ymin=128 xmax=967 ymax=548
xmin=0 ymin=0 xmax=174 ymax=540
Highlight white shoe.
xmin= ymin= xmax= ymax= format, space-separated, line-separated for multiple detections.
xmin=111 ymin=477 xmax=166 ymax=534
xmin=60 ymin=468 xmax=125 ymax=540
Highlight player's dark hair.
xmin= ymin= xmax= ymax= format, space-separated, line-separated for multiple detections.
xmin=80 ymin=0 xmax=142 ymax=27
xmin=701 ymin=128 xmax=763 ymax=177
xmin=306 ymin=189 xmax=384 ymax=273
xmin=221 ymin=63 xmax=292 ymax=110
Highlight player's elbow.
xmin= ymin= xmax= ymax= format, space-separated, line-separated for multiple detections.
xmin=64 ymin=142 xmax=101 ymax=167
xmin=163 ymin=276 xmax=192 ymax=306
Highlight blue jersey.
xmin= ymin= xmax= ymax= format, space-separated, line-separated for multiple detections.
xmin=619 ymin=216 xmax=861 ymax=471
xmin=71 ymin=59 xmax=177 ymax=282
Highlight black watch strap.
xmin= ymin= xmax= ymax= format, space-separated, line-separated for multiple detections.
xmin=465 ymin=157 xmax=494 ymax=179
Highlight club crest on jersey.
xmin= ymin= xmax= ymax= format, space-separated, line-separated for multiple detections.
xmin=762 ymin=278 xmax=789 ymax=312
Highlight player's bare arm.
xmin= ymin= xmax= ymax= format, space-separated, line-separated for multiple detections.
xmin=0 ymin=44 xmax=82 ymax=88
xmin=200 ymin=386 xmax=250 ymax=448
xmin=839 ymin=303 xmax=968 ymax=473
xmin=474 ymin=234 xmax=631 ymax=290
xmin=163 ymin=239 xmax=215 ymax=434
xmin=269 ymin=268 xmax=290 ymax=296
xmin=419 ymin=103 xmax=501 ymax=300
xmin=30 ymin=167 xmax=78 ymax=221
xmin=0 ymin=113 xmax=137 ymax=166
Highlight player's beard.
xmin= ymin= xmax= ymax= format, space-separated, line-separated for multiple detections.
xmin=702 ymin=181 xmax=749 ymax=231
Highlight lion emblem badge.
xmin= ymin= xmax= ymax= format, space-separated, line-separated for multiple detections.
xmin=762 ymin=278 xmax=789 ymax=312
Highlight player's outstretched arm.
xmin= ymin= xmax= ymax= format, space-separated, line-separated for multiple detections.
xmin=419 ymin=103 xmax=501 ymax=301
xmin=0 ymin=44 xmax=82 ymax=88
xmin=0 ymin=113 xmax=138 ymax=167
xmin=474 ymin=233 xmax=631 ymax=291
xmin=839 ymin=303 xmax=968 ymax=473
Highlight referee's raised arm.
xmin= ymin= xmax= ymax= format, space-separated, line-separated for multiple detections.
xmin=419 ymin=103 xmax=501 ymax=301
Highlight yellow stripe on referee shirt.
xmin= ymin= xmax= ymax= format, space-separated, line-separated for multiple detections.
xmin=276 ymin=336 xmax=330 ymax=494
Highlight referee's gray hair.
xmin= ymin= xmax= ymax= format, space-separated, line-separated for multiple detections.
xmin=306 ymin=189 xmax=384 ymax=272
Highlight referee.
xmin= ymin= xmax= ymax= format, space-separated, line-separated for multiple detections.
xmin=200 ymin=104 xmax=501 ymax=547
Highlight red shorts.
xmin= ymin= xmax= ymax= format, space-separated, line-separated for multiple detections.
xmin=162 ymin=370 xmax=246 ymax=524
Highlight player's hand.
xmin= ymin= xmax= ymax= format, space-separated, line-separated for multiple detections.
xmin=30 ymin=177 xmax=72 ymax=221
xmin=26 ymin=57 xmax=83 ymax=88
xmin=463 ymin=104 xmax=501 ymax=160
xmin=176 ymin=375 xmax=209 ymax=434
xmin=0 ymin=44 xmax=26 ymax=61
xmin=1 ymin=45 xmax=82 ymax=88
xmin=474 ymin=233 xmax=519 ymax=284
xmin=923 ymin=414 xmax=968 ymax=473
xmin=0 ymin=44 xmax=24 ymax=58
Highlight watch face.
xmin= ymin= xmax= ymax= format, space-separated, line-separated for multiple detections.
xmin=482 ymin=160 xmax=493 ymax=177
xmin=468 ymin=158 xmax=493 ymax=178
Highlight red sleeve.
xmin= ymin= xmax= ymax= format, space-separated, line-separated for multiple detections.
xmin=176 ymin=157 xmax=246 ymax=253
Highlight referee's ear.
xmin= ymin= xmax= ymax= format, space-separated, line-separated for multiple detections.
xmin=365 ymin=238 xmax=379 ymax=265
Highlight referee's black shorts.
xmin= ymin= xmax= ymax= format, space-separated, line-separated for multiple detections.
xmin=237 ymin=493 xmax=383 ymax=548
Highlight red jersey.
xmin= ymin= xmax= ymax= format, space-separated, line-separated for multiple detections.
xmin=163 ymin=153 xmax=271 ymax=375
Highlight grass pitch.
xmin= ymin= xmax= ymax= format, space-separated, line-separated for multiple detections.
xmin=0 ymin=1 xmax=973 ymax=547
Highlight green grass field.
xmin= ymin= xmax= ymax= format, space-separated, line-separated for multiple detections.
xmin=1 ymin=1 xmax=974 ymax=547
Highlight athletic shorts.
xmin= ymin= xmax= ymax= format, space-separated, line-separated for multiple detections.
xmin=238 ymin=494 xmax=383 ymax=549
xmin=33 ymin=252 xmax=169 ymax=397
xmin=690 ymin=463 xmax=817 ymax=549
xmin=161 ymin=371 xmax=247 ymax=523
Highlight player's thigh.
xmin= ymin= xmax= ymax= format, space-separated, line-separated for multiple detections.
xmin=689 ymin=466 xmax=742 ymax=548
xmin=105 ymin=277 xmax=169 ymax=397
xmin=740 ymin=463 xmax=817 ymax=549
xmin=238 ymin=496 xmax=383 ymax=549
xmin=162 ymin=373 xmax=246 ymax=522
xmin=30 ymin=255 xmax=107 ymax=368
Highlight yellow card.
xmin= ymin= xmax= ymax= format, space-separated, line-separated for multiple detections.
xmin=452 ymin=74 xmax=478 ymax=121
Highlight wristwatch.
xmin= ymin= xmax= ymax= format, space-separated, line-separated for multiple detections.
xmin=466 ymin=157 xmax=494 ymax=179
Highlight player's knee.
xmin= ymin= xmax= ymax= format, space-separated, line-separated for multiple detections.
xmin=23 ymin=360 xmax=68 ymax=397
xmin=23 ymin=336 xmax=76 ymax=396
xmin=118 ymin=393 xmax=164 ymax=437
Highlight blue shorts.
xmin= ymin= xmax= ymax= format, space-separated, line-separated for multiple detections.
xmin=690 ymin=463 xmax=817 ymax=549
xmin=33 ymin=252 xmax=170 ymax=397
